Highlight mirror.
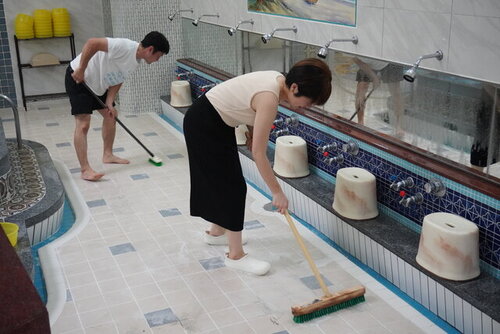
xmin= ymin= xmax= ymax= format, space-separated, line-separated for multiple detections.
xmin=181 ymin=18 xmax=500 ymax=180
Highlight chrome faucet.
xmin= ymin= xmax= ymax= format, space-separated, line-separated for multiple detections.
xmin=342 ymin=139 xmax=359 ymax=156
xmin=168 ymin=8 xmax=193 ymax=21
xmin=399 ymin=193 xmax=424 ymax=207
xmin=403 ymin=50 xmax=443 ymax=82
xmin=192 ymin=13 xmax=220 ymax=26
xmin=424 ymin=178 xmax=446 ymax=197
xmin=317 ymin=36 xmax=358 ymax=59
xmin=273 ymin=115 xmax=299 ymax=127
xmin=176 ymin=71 xmax=192 ymax=80
xmin=200 ymin=83 xmax=216 ymax=92
xmin=261 ymin=26 xmax=297 ymax=43
xmin=324 ymin=154 xmax=344 ymax=166
xmin=228 ymin=19 xmax=254 ymax=36
xmin=390 ymin=177 xmax=414 ymax=191
xmin=274 ymin=128 xmax=289 ymax=137
xmin=317 ymin=143 xmax=338 ymax=153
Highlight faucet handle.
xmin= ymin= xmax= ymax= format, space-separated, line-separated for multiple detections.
xmin=342 ymin=139 xmax=359 ymax=156
xmin=399 ymin=192 xmax=424 ymax=207
xmin=324 ymin=154 xmax=344 ymax=166
xmin=390 ymin=177 xmax=414 ymax=191
xmin=424 ymin=178 xmax=446 ymax=197
xmin=317 ymin=143 xmax=338 ymax=153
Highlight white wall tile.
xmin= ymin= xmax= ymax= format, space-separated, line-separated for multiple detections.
xmin=453 ymin=295 xmax=464 ymax=333
xmin=472 ymin=306 xmax=482 ymax=334
xmin=445 ymin=288 xmax=455 ymax=326
xmin=391 ymin=252 xmax=400 ymax=287
xmin=384 ymin=0 xmax=452 ymax=13
xmin=452 ymin=0 xmax=500 ymax=18
xmin=405 ymin=262 xmax=414 ymax=298
xmin=382 ymin=8 xmax=450 ymax=68
xmin=384 ymin=248 xmax=392 ymax=281
xmin=412 ymin=266 xmax=421 ymax=303
xmin=436 ymin=283 xmax=446 ymax=319
xmin=350 ymin=6 xmax=384 ymax=58
xmin=448 ymin=15 xmax=500 ymax=84
xmin=397 ymin=256 xmax=405 ymax=291
xmin=463 ymin=300 xmax=473 ymax=334
xmin=428 ymin=278 xmax=437 ymax=314
xmin=419 ymin=272 xmax=429 ymax=308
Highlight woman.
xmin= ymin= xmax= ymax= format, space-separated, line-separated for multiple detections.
xmin=183 ymin=58 xmax=332 ymax=275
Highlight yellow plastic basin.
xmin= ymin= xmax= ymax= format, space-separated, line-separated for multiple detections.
xmin=1 ymin=222 xmax=19 ymax=247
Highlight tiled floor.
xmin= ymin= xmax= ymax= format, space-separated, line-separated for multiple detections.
xmin=1 ymin=99 xmax=445 ymax=333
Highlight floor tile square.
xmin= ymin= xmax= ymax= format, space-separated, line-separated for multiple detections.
xmin=109 ymin=242 xmax=136 ymax=255
xmin=87 ymin=199 xmax=107 ymax=208
xmin=93 ymin=127 xmax=102 ymax=131
xmin=124 ymin=115 xmax=138 ymax=118
xmin=1 ymin=118 xmax=14 ymax=122
xmin=46 ymin=122 xmax=59 ymax=126
xmin=300 ymin=274 xmax=333 ymax=290
xmin=167 ymin=153 xmax=183 ymax=159
xmin=143 ymin=132 xmax=158 ymax=137
xmin=144 ymin=308 xmax=178 ymax=327
xmin=69 ymin=168 xmax=80 ymax=174
xmin=38 ymin=106 xmax=50 ymax=110
xmin=244 ymin=220 xmax=265 ymax=230
xmin=159 ymin=208 xmax=181 ymax=217
xmin=199 ymin=257 xmax=225 ymax=271
xmin=131 ymin=173 xmax=149 ymax=180
xmin=56 ymin=142 xmax=71 ymax=147
xmin=113 ymin=147 xmax=125 ymax=152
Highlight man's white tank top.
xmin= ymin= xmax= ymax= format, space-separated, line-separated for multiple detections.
xmin=205 ymin=71 xmax=283 ymax=127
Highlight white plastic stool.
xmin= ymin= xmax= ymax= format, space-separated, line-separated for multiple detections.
xmin=273 ymin=135 xmax=309 ymax=178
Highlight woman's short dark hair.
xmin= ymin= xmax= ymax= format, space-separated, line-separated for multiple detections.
xmin=141 ymin=31 xmax=170 ymax=54
xmin=285 ymin=58 xmax=332 ymax=105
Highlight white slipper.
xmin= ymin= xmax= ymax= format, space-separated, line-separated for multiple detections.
xmin=204 ymin=232 xmax=248 ymax=245
xmin=225 ymin=254 xmax=270 ymax=276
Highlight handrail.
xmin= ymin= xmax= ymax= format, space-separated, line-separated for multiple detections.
xmin=0 ymin=94 xmax=22 ymax=149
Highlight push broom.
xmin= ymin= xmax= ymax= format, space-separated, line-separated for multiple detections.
xmin=284 ymin=210 xmax=366 ymax=323
xmin=82 ymin=82 xmax=163 ymax=166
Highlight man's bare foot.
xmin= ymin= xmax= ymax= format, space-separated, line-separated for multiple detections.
xmin=103 ymin=155 xmax=130 ymax=164
xmin=81 ymin=169 xmax=105 ymax=181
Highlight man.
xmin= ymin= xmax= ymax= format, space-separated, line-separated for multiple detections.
xmin=65 ymin=31 xmax=169 ymax=181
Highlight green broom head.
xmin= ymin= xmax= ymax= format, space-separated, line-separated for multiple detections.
xmin=293 ymin=294 xmax=365 ymax=323
xmin=149 ymin=155 xmax=163 ymax=166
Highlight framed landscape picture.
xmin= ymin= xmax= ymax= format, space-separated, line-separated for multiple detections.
xmin=248 ymin=0 xmax=356 ymax=27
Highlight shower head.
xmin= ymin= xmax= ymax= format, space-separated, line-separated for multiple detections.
xmin=403 ymin=50 xmax=443 ymax=83
xmin=403 ymin=66 xmax=417 ymax=82
xmin=316 ymin=36 xmax=358 ymax=59
xmin=192 ymin=13 xmax=220 ymax=27
xmin=261 ymin=26 xmax=297 ymax=44
xmin=168 ymin=8 xmax=193 ymax=21
xmin=261 ymin=33 xmax=272 ymax=43
xmin=228 ymin=19 xmax=254 ymax=37
xmin=317 ymin=46 xmax=328 ymax=59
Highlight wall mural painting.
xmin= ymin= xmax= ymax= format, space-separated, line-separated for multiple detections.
xmin=248 ymin=0 xmax=356 ymax=27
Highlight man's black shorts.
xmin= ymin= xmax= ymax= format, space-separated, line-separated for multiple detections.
xmin=65 ymin=66 xmax=112 ymax=115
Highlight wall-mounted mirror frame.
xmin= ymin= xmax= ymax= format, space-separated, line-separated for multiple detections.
xmin=180 ymin=18 xmax=500 ymax=190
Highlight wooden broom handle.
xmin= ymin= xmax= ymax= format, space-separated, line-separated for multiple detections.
xmin=285 ymin=211 xmax=332 ymax=297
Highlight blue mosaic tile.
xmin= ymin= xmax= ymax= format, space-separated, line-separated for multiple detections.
xmin=143 ymin=132 xmax=158 ymax=137
xmin=46 ymin=122 xmax=59 ymax=127
xmin=131 ymin=173 xmax=149 ymax=180
xmin=56 ymin=142 xmax=71 ymax=147
xmin=159 ymin=208 xmax=181 ymax=217
xmin=244 ymin=219 xmax=265 ymax=230
xmin=112 ymin=147 xmax=125 ymax=153
xmin=109 ymin=242 xmax=136 ymax=255
xmin=167 ymin=153 xmax=183 ymax=159
xmin=300 ymin=274 xmax=332 ymax=290
xmin=145 ymin=308 xmax=178 ymax=327
xmin=87 ymin=199 xmax=106 ymax=208
xmin=199 ymin=257 xmax=225 ymax=271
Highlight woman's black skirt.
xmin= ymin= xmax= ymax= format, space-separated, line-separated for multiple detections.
xmin=183 ymin=94 xmax=247 ymax=231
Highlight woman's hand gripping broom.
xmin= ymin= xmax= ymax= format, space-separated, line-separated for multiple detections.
xmin=284 ymin=210 xmax=366 ymax=323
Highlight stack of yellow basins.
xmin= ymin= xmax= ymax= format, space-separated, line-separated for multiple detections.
xmin=52 ymin=8 xmax=71 ymax=37
xmin=33 ymin=9 xmax=53 ymax=38
xmin=15 ymin=14 xmax=34 ymax=39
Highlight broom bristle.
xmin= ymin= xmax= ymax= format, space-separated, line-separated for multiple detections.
xmin=293 ymin=295 xmax=365 ymax=323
